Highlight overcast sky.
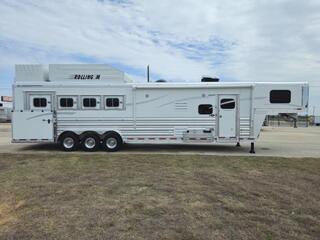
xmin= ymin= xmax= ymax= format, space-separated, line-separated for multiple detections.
xmin=0 ymin=0 xmax=319 ymax=113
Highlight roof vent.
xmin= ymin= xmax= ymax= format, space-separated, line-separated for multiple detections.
xmin=201 ymin=77 xmax=219 ymax=82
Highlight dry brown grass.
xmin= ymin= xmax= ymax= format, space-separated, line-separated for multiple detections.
xmin=0 ymin=153 xmax=319 ymax=240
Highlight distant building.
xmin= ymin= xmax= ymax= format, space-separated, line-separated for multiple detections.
xmin=0 ymin=96 xmax=13 ymax=122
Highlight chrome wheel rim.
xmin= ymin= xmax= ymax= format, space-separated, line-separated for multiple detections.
xmin=84 ymin=137 xmax=96 ymax=149
xmin=106 ymin=137 xmax=117 ymax=149
xmin=63 ymin=137 xmax=75 ymax=149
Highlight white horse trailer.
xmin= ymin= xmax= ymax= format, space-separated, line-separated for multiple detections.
xmin=12 ymin=64 xmax=309 ymax=153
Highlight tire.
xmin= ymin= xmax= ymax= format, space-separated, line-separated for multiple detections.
xmin=81 ymin=133 xmax=100 ymax=152
xmin=59 ymin=132 xmax=79 ymax=151
xmin=102 ymin=132 xmax=122 ymax=152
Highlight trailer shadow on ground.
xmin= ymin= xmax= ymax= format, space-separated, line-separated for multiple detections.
xmin=20 ymin=142 xmax=256 ymax=154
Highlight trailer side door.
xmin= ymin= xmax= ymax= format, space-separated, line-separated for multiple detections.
xmin=218 ymin=95 xmax=237 ymax=138
xmin=12 ymin=92 xmax=55 ymax=142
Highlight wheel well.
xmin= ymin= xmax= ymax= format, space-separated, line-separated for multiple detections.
xmin=79 ymin=131 xmax=101 ymax=141
xmin=102 ymin=131 xmax=123 ymax=143
xmin=58 ymin=131 xmax=78 ymax=142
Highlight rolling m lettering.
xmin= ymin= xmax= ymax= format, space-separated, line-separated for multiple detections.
xmin=74 ymin=74 xmax=101 ymax=80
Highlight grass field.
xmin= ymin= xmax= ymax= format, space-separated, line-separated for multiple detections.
xmin=0 ymin=153 xmax=319 ymax=240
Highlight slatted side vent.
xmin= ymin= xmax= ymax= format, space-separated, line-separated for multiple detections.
xmin=175 ymin=102 xmax=188 ymax=110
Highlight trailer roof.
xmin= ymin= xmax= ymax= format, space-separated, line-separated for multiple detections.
xmin=136 ymin=81 xmax=308 ymax=88
xmin=134 ymin=82 xmax=255 ymax=88
xmin=14 ymin=81 xmax=307 ymax=89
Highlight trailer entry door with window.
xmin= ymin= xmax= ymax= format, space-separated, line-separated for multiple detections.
xmin=218 ymin=95 xmax=237 ymax=138
xmin=12 ymin=92 xmax=55 ymax=142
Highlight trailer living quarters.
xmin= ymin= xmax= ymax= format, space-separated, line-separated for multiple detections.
xmin=12 ymin=64 xmax=309 ymax=152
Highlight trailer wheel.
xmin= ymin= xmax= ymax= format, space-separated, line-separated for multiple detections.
xmin=59 ymin=132 xmax=79 ymax=151
xmin=102 ymin=132 xmax=122 ymax=152
xmin=81 ymin=133 xmax=100 ymax=152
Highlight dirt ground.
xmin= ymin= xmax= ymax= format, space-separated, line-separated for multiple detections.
xmin=0 ymin=153 xmax=319 ymax=240
xmin=1 ymin=123 xmax=320 ymax=157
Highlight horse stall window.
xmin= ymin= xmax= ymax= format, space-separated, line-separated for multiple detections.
xmin=33 ymin=98 xmax=47 ymax=107
xmin=60 ymin=98 xmax=74 ymax=108
xmin=198 ymin=104 xmax=213 ymax=114
xmin=220 ymin=99 xmax=235 ymax=109
xmin=104 ymin=96 xmax=124 ymax=110
xmin=270 ymin=90 xmax=291 ymax=103
xmin=106 ymin=98 xmax=120 ymax=107
xmin=83 ymin=98 xmax=97 ymax=107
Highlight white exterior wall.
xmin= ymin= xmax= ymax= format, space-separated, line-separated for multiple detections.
xmin=49 ymin=64 xmax=132 ymax=83
xmin=11 ymin=64 xmax=309 ymax=145
xmin=133 ymin=87 xmax=252 ymax=140
xmin=15 ymin=65 xmax=48 ymax=82
xmin=13 ymin=82 xmax=307 ymax=142
xmin=13 ymin=84 xmax=253 ymax=141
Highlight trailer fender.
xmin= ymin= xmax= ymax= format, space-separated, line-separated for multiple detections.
xmin=79 ymin=131 xmax=101 ymax=141
xmin=58 ymin=131 xmax=79 ymax=143
xmin=102 ymin=131 xmax=123 ymax=143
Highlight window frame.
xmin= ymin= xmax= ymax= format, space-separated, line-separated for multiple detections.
xmin=269 ymin=90 xmax=291 ymax=104
xmin=198 ymin=104 xmax=213 ymax=115
xmin=104 ymin=95 xmax=125 ymax=110
xmin=57 ymin=96 xmax=78 ymax=110
xmin=26 ymin=92 xmax=53 ymax=111
xmin=81 ymin=96 xmax=101 ymax=110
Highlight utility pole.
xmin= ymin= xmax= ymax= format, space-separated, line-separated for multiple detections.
xmin=147 ymin=65 xmax=150 ymax=83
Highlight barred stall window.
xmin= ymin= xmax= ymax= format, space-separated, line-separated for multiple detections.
xmin=60 ymin=98 xmax=74 ymax=108
xmin=106 ymin=98 xmax=120 ymax=107
xmin=83 ymin=98 xmax=97 ymax=107
xmin=33 ymin=98 xmax=47 ymax=107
